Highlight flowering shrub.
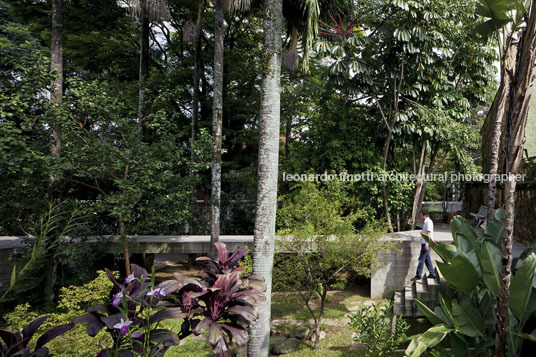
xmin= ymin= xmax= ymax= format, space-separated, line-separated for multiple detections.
xmin=76 ymin=243 xmax=266 ymax=357
xmin=75 ymin=264 xmax=183 ymax=356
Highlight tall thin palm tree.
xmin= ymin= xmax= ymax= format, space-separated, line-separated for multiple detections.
xmin=128 ymin=0 xmax=170 ymax=127
xmin=210 ymin=0 xmax=252 ymax=250
xmin=44 ymin=0 xmax=64 ymax=305
xmin=247 ymin=0 xmax=283 ymax=355
xmin=494 ymin=3 xmax=536 ymax=354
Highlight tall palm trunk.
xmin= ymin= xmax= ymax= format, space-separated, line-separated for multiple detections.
xmin=192 ymin=0 xmax=204 ymax=146
xmin=189 ymin=0 xmax=204 ymax=234
xmin=284 ymin=26 xmax=298 ymax=158
xmin=50 ymin=0 xmax=63 ymax=176
xmin=495 ymin=2 xmax=536 ymax=355
xmin=247 ymin=0 xmax=283 ymax=354
xmin=139 ymin=0 xmax=149 ymax=130
xmin=44 ymin=0 xmax=64 ymax=306
xmin=487 ymin=45 xmax=516 ymax=223
xmin=210 ymin=0 xmax=224 ymax=248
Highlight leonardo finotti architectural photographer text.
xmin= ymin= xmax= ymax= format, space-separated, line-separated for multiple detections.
xmin=282 ymin=172 xmax=527 ymax=184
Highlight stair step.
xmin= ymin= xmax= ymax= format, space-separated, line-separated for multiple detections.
xmin=426 ymin=276 xmax=441 ymax=292
xmin=393 ymin=302 xmax=405 ymax=316
xmin=415 ymin=280 xmax=427 ymax=295
xmin=404 ymin=286 xmax=414 ymax=310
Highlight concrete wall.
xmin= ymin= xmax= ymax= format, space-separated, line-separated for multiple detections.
xmin=371 ymin=231 xmax=453 ymax=299
xmin=0 ymin=248 xmax=14 ymax=288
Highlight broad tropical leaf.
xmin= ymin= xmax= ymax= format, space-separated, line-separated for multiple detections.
xmin=476 ymin=0 xmax=515 ymax=20
xmin=510 ymin=253 xmax=536 ymax=323
xmin=415 ymin=298 xmax=443 ymax=325
xmin=449 ymin=332 xmax=471 ymax=357
xmin=482 ymin=209 xmax=503 ymax=246
xmin=479 ymin=239 xmax=501 ymax=296
xmin=405 ymin=324 xmax=454 ymax=357
xmin=437 ymin=252 xmax=479 ymax=293
xmin=450 ymin=216 xmax=478 ymax=248
xmin=451 ymin=297 xmax=485 ymax=337
xmin=423 ymin=234 xmax=457 ymax=263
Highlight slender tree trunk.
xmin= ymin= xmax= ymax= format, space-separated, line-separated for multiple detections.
xmin=247 ymin=0 xmax=282 ymax=354
xmin=409 ymin=140 xmax=427 ymax=230
xmin=409 ymin=141 xmax=439 ymax=229
xmin=50 ymin=0 xmax=63 ymax=181
xmin=119 ymin=219 xmax=131 ymax=276
xmin=44 ymin=0 xmax=64 ymax=306
xmin=313 ymin=288 xmax=327 ymax=350
xmin=284 ymin=26 xmax=298 ymax=158
xmin=379 ymin=56 xmax=404 ymax=233
xmin=189 ymin=0 xmax=204 ymax=234
xmin=487 ymin=45 xmax=516 ymax=223
xmin=139 ymin=0 xmax=149 ymax=138
xmin=495 ymin=3 xmax=536 ymax=354
xmin=192 ymin=0 xmax=203 ymax=145
xmin=210 ymin=0 xmax=224 ymax=249
xmin=381 ymin=128 xmax=394 ymax=232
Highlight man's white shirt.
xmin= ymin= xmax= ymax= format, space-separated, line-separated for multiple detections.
xmin=421 ymin=217 xmax=434 ymax=244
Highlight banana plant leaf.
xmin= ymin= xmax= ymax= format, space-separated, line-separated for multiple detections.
xmin=405 ymin=324 xmax=454 ymax=357
xmin=436 ymin=252 xmax=479 ymax=293
xmin=451 ymin=296 xmax=485 ymax=337
xmin=510 ymin=253 xmax=536 ymax=323
xmin=479 ymin=239 xmax=501 ymax=297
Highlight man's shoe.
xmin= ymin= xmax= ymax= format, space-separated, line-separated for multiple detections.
xmin=410 ymin=276 xmax=420 ymax=282
xmin=428 ymin=275 xmax=437 ymax=279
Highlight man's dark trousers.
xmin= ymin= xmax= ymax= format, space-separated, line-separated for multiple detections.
xmin=416 ymin=244 xmax=434 ymax=278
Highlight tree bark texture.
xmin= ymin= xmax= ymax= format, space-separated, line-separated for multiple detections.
xmin=409 ymin=140 xmax=427 ymax=230
xmin=210 ymin=0 xmax=224 ymax=247
xmin=190 ymin=0 xmax=204 ymax=234
xmin=50 ymin=0 xmax=63 ymax=166
xmin=495 ymin=2 xmax=536 ymax=355
xmin=487 ymin=45 xmax=516 ymax=223
xmin=192 ymin=0 xmax=204 ymax=145
xmin=247 ymin=0 xmax=282 ymax=354
xmin=139 ymin=0 xmax=149 ymax=128
xmin=44 ymin=0 xmax=64 ymax=306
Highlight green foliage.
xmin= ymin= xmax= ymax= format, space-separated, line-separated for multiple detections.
xmin=236 ymin=245 xmax=253 ymax=275
xmin=0 ymin=0 xmax=52 ymax=235
xmin=275 ymin=179 xmax=393 ymax=346
xmin=406 ymin=210 xmax=536 ymax=356
xmin=0 ymin=203 xmax=81 ymax=308
xmin=60 ymin=77 xmax=200 ymax=236
xmin=349 ymin=301 xmax=409 ymax=356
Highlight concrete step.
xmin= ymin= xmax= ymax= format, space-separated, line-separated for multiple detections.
xmin=414 ymin=280 xmax=426 ymax=298
xmin=404 ymin=286 xmax=414 ymax=310
xmin=426 ymin=276 xmax=441 ymax=293
xmin=393 ymin=291 xmax=405 ymax=315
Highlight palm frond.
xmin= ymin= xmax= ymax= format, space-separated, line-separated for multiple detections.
xmin=224 ymin=0 xmax=252 ymax=14
xmin=127 ymin=0 xmax=171 ymax=22
xmin=301 ymin=0 xmax=320 ymax=73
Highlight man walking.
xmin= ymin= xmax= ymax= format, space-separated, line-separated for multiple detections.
xmin=411 ymin=210 xmax=437 ymax=281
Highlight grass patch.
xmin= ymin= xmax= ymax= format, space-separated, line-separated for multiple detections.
xmin=165 ymin=340 xmax=210 ymax=357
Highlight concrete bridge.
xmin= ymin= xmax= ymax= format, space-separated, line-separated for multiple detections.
xmin=0 ymin=230 xmax=530 ymax=297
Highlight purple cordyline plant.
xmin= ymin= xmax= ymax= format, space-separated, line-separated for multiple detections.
xmin=160 ymin=242 xmax=266 ymax=356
